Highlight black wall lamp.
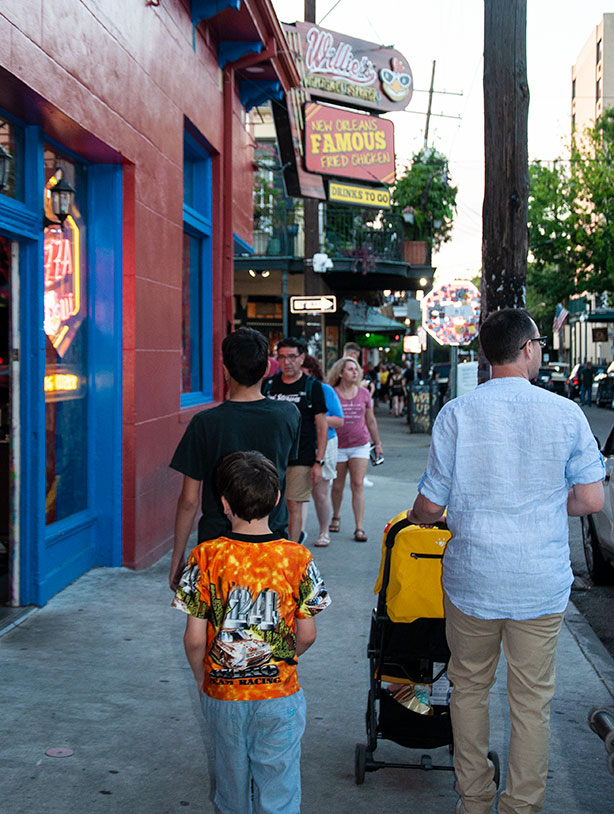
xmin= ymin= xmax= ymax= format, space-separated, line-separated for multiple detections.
xmin=0 ymin=143 xmax=12 ymax=192
xmin=50 ymin=170 xmax=75 ymax=226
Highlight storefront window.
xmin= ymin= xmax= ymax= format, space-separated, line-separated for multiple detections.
xmin=43 ymin=146 xmax=88 ymax=525
xmin=0 ymin=116 xmax=25 ymax=201
xmin=181 ymin=127 xmax=212 ymax=404
xmin=182 ymin=232 xmax=202 ymax=393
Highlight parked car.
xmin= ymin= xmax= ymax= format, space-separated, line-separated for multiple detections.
xmin=567 ymin=363 xmax=606 ymax=401
xmin=595 ymin=361 xmax=614 ymax=407
xmin=533 ymin=363 xmax=569 ymax=396
xmin=581 ymin=425 xmax=614 ymax=584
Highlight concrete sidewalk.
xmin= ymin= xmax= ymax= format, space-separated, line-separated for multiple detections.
xmin=2 ymin=413 xmax=614 ymax=813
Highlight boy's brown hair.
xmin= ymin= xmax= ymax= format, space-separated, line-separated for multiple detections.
xmin=216 ymin=451 xmax=279 ymax=521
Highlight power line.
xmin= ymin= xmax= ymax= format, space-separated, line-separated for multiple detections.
xmin=318 ymin=0 xmax=343 ymax=25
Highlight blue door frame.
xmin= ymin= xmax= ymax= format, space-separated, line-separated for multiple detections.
xmin=0 ymin=122 xmax=123 ymax=606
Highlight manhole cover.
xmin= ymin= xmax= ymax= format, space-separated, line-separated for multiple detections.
xmin=45 ymin=748 xmax=74 ymax=758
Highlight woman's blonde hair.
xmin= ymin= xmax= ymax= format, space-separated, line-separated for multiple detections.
xmin=327 ymin=356 xmax=361 ymax=387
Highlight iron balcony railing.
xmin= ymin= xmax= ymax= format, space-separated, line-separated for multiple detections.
xmin=323 ymin=207 xmax=404 ymax=265
xmin=244 ymin=204 xmax=405 ymax=265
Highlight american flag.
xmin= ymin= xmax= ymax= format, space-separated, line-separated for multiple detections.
xmin=553 ymin=303 xmax=569 ymax=334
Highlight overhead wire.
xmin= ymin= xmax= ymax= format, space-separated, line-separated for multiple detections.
xmin=318 ymin=0 xmax=343 ymax=26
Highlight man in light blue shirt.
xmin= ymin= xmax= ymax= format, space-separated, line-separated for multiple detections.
xmin=407 ymin=309 xmax=604 ymax=814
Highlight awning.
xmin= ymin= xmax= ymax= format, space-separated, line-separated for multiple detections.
xmin=343 ymin=301 xmax=404 ymax=333
xmin=193 ymin=0 xmax=301 ymax=104
xmin=579 ymin=310 xmax=614 ymax=323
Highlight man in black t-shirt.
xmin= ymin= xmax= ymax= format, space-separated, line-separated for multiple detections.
xmin=168 ymin=328 xmax=300 ymax=590
xmin=263 ymin=338 xmax=328 ymax=543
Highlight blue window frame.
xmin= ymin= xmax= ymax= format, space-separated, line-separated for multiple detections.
xmin=181 ymin=129 xmax=212 ymax=408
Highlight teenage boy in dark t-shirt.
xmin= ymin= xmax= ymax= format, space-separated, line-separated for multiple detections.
xmin=169 ymin=328 xmax=300 ymax=590
xmin=263 ymin=338 xmax=328 ymax=543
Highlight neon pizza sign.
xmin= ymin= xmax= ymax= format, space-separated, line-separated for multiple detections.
xmin=43 ymin=215 xmax=84 ymax=357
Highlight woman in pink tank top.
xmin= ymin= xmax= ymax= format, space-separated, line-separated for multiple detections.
xmin=327 ymin=357 xmax=383 ymax=542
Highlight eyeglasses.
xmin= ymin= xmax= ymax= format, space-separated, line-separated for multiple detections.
xmin=277 ymin=353 xmax=301 ymax=361
xmin=520 ymin=335 xmax=548 ymax=350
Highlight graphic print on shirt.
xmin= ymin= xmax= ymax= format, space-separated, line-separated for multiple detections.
xmin=211 ymin=586 xmax=288 ymax=681
xmin=172 ymin=541 xmax=330 ymax=699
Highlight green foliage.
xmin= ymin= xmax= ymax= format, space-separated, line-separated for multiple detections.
xmin=527 ymin=108 xmax=614 ymax=331
xmin=527 ymin=161 xmax=577 ymax=328
xmin=569 ymin=109 xmax=614 ymax=293
xmin=390 ymin=148 xmax=458 ymax=251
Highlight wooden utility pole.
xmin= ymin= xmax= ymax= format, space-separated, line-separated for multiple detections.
xmin=482 ymin=0 xmax=529 ymax=321
xmin=303 ymin=0 xmax=320 ymax=299
xmin=303 ymin=0 xmax=325 ymax=355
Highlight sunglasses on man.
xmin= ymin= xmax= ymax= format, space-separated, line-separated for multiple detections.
xmin=520 ymin=335 xmax=547 ymax=350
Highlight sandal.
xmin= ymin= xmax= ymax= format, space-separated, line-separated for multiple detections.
xmin=329 ymin=517 xmax=341 ymax=533
xmin=354 ymin=529 xmax=368 ymax=542
xmin=315 ymin=532 xmax=330 ymax=547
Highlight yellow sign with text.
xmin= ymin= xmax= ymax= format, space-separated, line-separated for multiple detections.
xmin=328 ymin=181 xmax=391 ymax=209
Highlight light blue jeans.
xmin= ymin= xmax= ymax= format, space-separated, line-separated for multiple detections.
xmin=200 ymin=689 xmax=306 ymax=814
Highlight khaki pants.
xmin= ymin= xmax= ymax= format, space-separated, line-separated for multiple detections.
xmin=444 ymin=595 xmax=564 ymax=814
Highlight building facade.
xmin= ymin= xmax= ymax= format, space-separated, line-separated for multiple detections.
xmin=0 ymin=0 xmax=297 ymax=608
xmin=572 ymin=13 xmax=614 ymax=138
xmin=563 ymin=14 xmax=614 ymax=365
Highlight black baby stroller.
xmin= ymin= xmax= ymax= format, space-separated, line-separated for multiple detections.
xmin=354 ymin=512 xmax=500 ymax=788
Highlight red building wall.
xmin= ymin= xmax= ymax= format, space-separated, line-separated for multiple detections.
xmin=0 ymin=0 xmax=292 ymax=571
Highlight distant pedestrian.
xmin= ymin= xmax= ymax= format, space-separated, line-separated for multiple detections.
xmin=580 ymin=361 xmax=594 ymax=406
xmin=173 ymin=450 xmax=330 ymax=814
xmin=342 ymin=341 xmax=362 ymax=361
xmin=389 ymin=365 xmax=405 ymax=416
xmin=300 ymin=354 xmax=344 ymax=547
xmin=168 ymin=328 xmax=300 ymax=590
xmin=379 ymin=363 xmax=390 ymax=407
xmin=328 ymin=356 xmax=383 ymax=542
xmin=263 ymin=338 xmax=328 ymax=543
xmin=407 ymin=308 xmax=604 ymax=814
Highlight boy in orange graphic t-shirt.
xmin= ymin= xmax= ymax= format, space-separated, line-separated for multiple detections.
xmin=173 ymin=450 xmax=330 ymax=814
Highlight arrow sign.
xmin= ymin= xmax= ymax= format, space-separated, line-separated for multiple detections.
xmin=290 ymin=295 xmax=337 ymax=314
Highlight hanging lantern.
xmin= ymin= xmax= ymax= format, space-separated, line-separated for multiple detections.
xmin=50 ymin=173 xmax=75 ymax=225
xmin=0 ymin=143 xmax=12 ymax=192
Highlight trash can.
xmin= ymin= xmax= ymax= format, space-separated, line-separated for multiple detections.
xmin=408 ymin=382 xmax=440 ymax=433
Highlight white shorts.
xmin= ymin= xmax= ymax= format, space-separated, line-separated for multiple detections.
xmin=337 ymin=441 xmax=371 ymax=463
xmin=321 ymin=435 xmax=338 ymax=481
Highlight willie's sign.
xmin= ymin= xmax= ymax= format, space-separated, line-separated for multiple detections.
xmin=288 ymin=22 xmax=413 ymax=113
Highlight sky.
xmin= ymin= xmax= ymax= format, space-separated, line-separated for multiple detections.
xmin=271 ymin=0 xmax=611 ymax=282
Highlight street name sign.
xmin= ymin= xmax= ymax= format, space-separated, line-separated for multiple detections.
xmin=290 ymin=295 xmax=337 ymax=314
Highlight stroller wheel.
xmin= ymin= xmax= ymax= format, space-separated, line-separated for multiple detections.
xmin=355 ymin=743 xmax=367 ymax=785
xmin=488 ymin=750 xmax=500 ymax=789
